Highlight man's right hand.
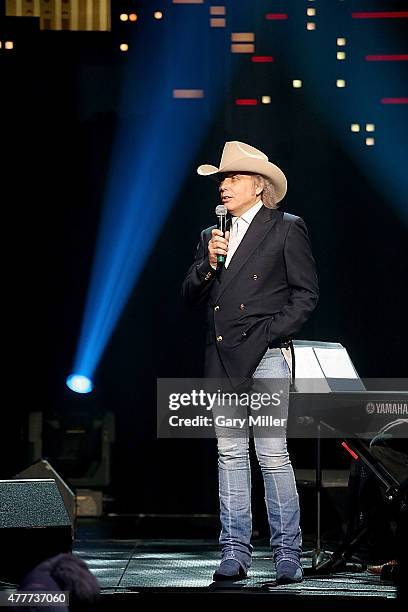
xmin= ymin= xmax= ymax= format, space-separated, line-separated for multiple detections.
xmin=208 ymin=229 xmax=230 ymax=267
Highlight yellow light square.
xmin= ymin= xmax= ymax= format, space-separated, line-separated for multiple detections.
xmin=210 ymin=6 xmax=226 ymax=15
xmin=337 ymin=51 xmax=346 ymax=60
xmin=211 ymin=18 xmax=226 ymax=27
xmin=351 ymin=124 xmax=360 ymax=132
xmin=307 ymin=8 xmax=316 ymax=16
xmin=262 ymin=96 xmax=271 ymax=104
xmin=120 ymin=13 xmax=128 ymax=21
xmin=366 ymin=124 xmax=375 ymax=132
xmin=366 ymin=138 xmax=375 ymax=146
xmin=5 ymin=41 xmax=14 ymax=49
xmin=307 ymin=22 xmax=316 ymax=30
xmin=231 ymin=32 xmax=255 ymax=42
xmin=337 ymin=37 xmax=346 ymax=46
xmin=336 ymin=79 xmax=346 ymax=88
xmin=231 ymin=43 xmax=254 ymax=53
xmin=120 ymin=43 xmax=129 ymax=52
xmin=293 ymin=80 xmax=302 ymax=88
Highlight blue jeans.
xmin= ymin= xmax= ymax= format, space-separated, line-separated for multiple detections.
xmin=214 ymin=348 xmax=302 ymax=572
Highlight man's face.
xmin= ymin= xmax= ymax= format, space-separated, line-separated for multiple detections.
xmin=218 ymin=172 xmax=261 ymax=217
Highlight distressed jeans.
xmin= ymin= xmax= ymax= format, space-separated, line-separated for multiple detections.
xmin=214 ymin=348 xmax=302 ymax=572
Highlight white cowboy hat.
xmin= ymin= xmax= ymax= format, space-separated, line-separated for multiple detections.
xmin=197 ymin=140 xmax=287 ymax=203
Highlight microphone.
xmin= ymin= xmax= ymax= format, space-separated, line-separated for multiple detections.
xmin=215 ymin=205 xmax=227 ymax=267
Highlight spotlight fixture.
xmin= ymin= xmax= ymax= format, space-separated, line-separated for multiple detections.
xmin=66 ymin=374 xmax=94 ymax=394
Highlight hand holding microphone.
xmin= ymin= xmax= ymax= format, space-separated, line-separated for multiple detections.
xmin=208 ymin=205 xmax=230 ymax=269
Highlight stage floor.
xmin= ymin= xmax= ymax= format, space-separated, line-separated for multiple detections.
xmin=73 ymin=538 xmax=399 ymax=606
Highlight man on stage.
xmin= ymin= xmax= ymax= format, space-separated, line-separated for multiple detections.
xmin=182 ymin=141 xmax=319 ymax=583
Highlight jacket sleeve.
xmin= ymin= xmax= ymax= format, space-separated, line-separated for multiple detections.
xmin=267 ymin=217 xmax=319 ymax=345
xmin=181 ymin=229 xmax=217 ymax=307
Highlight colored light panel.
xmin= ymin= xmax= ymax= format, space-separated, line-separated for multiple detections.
xmin=252 ymin=56 xmax=273 ymax=63
xmin=211 ymin=18 xmax=226 ymax=27
xmin=381 ymin=98 xmax=408 ymax=104
xmin=352 ymin=11 xmax=408 ymax=19
xmin=173 ymin=89 xmax=204 ymax=98
xmin=265 ymin=13 xmax=288 ymax=20
xmin=366 ymin=54 xmax=408 ymax=61
xmin=210 ymin=6 xmax=226 ymax=15
xmin=235 ymin=99 xmax=257 ymax=105
xmin=231 ymin=33 xmax=254 ymax=42
xmin=231 ymin=44 xmax=255 ymax=53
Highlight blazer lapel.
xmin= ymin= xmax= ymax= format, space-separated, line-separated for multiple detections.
xmin=213 ymin=206 xmax=279 ymax=303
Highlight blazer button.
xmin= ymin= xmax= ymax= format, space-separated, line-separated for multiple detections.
xmin=253 ymin=274 xmax=258 ymax=280
xmin=216 ymin=335 xmax=223 ymax=342
xmin=214 ymin=305 xmax=220 ymax=311
xmin=239 ymin=303 xmax=245 ymax=311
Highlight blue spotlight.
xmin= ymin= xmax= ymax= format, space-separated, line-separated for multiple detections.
xmin=71 ymin=4 xmax=224 ymax=382
xmin=66 ymin=374 xmax=94 ymax=394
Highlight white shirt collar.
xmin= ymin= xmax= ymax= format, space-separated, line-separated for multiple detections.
xmin=231 ymin=199 xmax=264 ymax=227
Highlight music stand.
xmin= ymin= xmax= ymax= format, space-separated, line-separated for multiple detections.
xmin=288 ymin=341 xmax=365 ymax=569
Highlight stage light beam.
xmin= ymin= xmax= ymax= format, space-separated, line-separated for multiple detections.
xmin=66 ymin=374 xmax=94 ymax=394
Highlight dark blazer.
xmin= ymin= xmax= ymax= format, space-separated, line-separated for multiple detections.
xmin=182 ymin=205 xmax=319 ymax=386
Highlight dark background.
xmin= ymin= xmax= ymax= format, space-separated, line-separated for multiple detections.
xmin=1 ymin=1 xmax=407 ymax=520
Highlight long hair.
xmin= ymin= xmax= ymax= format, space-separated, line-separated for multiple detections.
xmin=253 ymin=174 xmax=279 ymax=209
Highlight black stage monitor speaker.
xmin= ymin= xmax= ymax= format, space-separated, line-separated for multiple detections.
xmin=13 ymin=458 xmax=76 ymax=525
xmin=0 ymin=479 xmax=73 ymax=583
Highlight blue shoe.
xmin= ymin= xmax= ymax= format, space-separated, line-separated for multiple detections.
xmin=276 ymin=560 xmax=303 ymax=584
xmin=213 ymin=559 xmax=247 ymax=582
